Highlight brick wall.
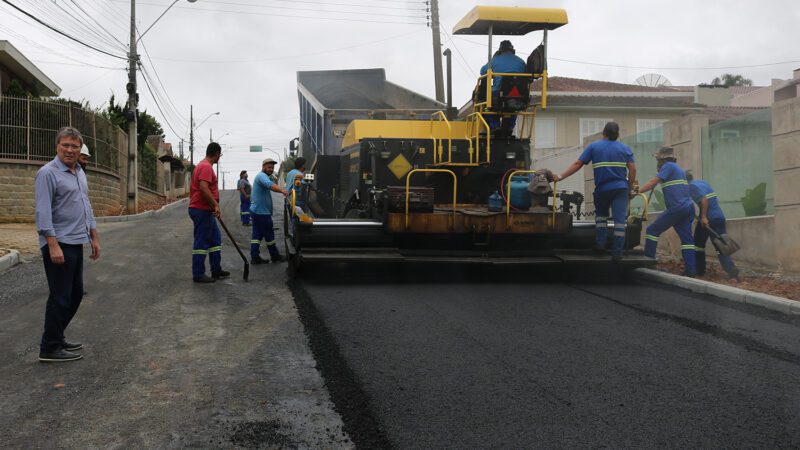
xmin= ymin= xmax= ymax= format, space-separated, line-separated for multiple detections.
xmin=137 ymin=185 xmax=166 ymax=210
xmin=0 ymin=161 xmax=122 ymax=222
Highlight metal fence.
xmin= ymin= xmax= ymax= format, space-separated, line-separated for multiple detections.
xmin=0 ymin=95 xmax=126 ymax=174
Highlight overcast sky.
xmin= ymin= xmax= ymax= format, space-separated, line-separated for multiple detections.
xmin=2 ymin=0 xmax=799 ymax=188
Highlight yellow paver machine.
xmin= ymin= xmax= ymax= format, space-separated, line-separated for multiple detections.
xmin=284 ymin=5 xmax=654 ymax=276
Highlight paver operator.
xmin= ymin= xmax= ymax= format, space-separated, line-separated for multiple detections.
xmin=551 ymin=121 xmax=637 ymax=261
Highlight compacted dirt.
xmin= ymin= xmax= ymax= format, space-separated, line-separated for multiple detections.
xmin=656 ymin=261 xmax=800 ymax=301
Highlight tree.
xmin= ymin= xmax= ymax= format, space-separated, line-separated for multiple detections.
xmin=710 ymin=73 xmax=753 ymax=87
xmin=101 ymin=94 xmax=164 ymax=151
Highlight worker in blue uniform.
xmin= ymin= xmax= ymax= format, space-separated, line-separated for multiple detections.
xmin=687 ymin=172 xmax=740 ymax=279
xmin=237 ymin=170 xmax=251 ymax=225
xmin=553 ymin=122 xmax=636 ymax=261
xmin=250 ymin=158 xmax=289 ymax=264
xmin=638 ymin=147 xmax=696 ymax=277
xmin=480 ymin=40 xmax=526 ymax=137
xmin=285 ymin=157 xmax=307 ymax=215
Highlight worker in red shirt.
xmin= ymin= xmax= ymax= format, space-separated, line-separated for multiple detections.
xmin=188 ymin=143 xmax=229 ymax=283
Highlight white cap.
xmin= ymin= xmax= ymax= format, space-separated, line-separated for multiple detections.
xmin=80 ymin=144 xmax=91 ymax=157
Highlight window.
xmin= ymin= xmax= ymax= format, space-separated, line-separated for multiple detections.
xmin=636 ymin=119 xmax=668 ymax=143
xmin=579 ymin=118 xmax=613 ymax=145
xmin=534 ymin=118 xmax=556 ymax=149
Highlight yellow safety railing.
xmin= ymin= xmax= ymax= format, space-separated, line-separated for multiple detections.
xmin=465 ymin=112 xmax=491 ymax=164
xmin=429 ymin=111 xmax=452 ymax=165
xmin=504 ymin=170 xmax=558 ymax=230
xmin=405 ymin=168 xmax=457 ymax=230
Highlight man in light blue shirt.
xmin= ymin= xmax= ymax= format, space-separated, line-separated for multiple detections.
xmin=250 ymin=158 xmax=288 ymax=264
xmin=35 ymin=126 xmax=101 ymax=362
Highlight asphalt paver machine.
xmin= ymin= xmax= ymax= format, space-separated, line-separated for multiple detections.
xmin=284 ymin=5 xmax=655 ymax=276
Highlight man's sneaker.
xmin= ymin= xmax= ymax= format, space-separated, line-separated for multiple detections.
xmin=39 ymin=349 xmax=83 ymax=362
xmin=212 ymin=270 xmax=231 ymax=279
xmin=251 ymin=256 xmax=269 ymax=265
xmin=271 ymin=255 xmax=286 ymax=263
xmin=193 ymin=275 xmax=216 ymax=283
xmin=62 ymin=340 xmax=82 ymax=351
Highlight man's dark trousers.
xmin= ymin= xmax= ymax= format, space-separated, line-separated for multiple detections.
xmin=40 ymin=243 xmax=84 ymax=353
xmin=251 ymin=213 xmax=280 ymax=260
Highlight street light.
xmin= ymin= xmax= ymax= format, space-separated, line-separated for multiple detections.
xmin=127 ymin=0 xmax=197 ymax=213
xmin=189 ymin=109 xmax=220 ymax=166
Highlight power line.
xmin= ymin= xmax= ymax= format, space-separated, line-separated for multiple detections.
xmin=125 ymin=1 xmax=428 ymax=25
xmin=150 ymin=29 xmax=423 ymax=63
xmin=138 ymin=38 xmax=188 ymax=124
xmin=1 ymin=0 xmax=126 ymax=60
xmin=53 ymin=0 xmax=126 ymax=52
xmin=199 ymin=0 xmax=428 ymax=18
xmin=0 ymin=23 xmax=122 ymax=69
xmin=452 ymin=36 xmax=800 ymax=71
xmin=207 ymin=0 xmax=428 ymax=11
xmin=69 ymin=0 xmax=128 ymax=50
xmin=138 ymin=61 xmax=186 ymax=141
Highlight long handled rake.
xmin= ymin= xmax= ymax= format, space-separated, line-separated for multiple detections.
xmin=218 ymin=215 xmax=250 ymax=281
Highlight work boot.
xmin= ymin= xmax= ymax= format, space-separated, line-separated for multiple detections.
xmin=39 ymin=348 xmax=83 ymax=362
xmin=62 ymin=340 xmax=83 ymax=352
xmin=271 ymin=255 xmax=286 ymax=263
xmin=727 ymin=268 xmax=741 ymax=281
xmin=212 ymin=269 xmax=231 ymax=279
xmin=251 ymin=255 xmax=269 ymax=265
xmin=193 ymin=275 xmax=217 ymax=283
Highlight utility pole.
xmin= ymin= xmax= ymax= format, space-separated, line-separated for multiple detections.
xmin=210 ymin=128 xmax=213 ymax=142
xmin=429 ymin=0 xmax=445 ymax=103
xmin=189 ymin=104 xmax=194 ymax=166
xmin=126 ymin=0 xmax=138 ymax=213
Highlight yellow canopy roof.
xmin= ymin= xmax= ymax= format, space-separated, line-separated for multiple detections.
xmin=452 ymin=6 xmax=568 ymax=35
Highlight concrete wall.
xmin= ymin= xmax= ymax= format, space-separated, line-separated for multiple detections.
xmin=0 ymin=161 xmax=122 ymax=221
xmin=772 ymin=95 xmax=800 ymax=273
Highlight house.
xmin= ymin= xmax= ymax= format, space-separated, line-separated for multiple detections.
xmin=0 ymin=40 xmax=60 ymax=97
xmin=529 ymin=77 xmax=702 ymax=152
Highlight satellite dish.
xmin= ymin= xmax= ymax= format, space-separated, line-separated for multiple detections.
xmin=636 ymin=73 xmax=672 ymax=87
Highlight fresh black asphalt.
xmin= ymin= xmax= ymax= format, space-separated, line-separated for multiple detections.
xmin=295 ymin=265 xmax=800 ymax=448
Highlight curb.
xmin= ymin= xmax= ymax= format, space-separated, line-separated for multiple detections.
xmin=0 ymin=249 xmax=20 ymax=272
xmin=634 ymin=268 xmax=800 ymax=316
xmin=96 ymin=198 xmax=188 ymax=223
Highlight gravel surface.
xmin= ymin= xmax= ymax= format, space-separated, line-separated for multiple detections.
xmin=0 ymin=191 xmax=351 ymax=449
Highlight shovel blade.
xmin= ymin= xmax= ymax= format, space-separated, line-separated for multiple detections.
xmin=711 ymin=234 xmax=741 ymax=256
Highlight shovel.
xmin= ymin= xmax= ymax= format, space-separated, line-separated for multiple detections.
xmin=218 ymin=215 xmax=250 ymax=281
xmin=707 ymin=226 xmax=741 ymax=257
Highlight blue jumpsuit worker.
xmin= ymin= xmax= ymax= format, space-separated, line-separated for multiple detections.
xmin=237 ymin=170 xmax=251 ymax=225
xmin=188 ymin=142 xmax=229 ymax=283
xmin=480 ymin=40 xmax=526 ymax=136
xmin=687 ymin=172 xmax=740 ymax=279
xmin=250 ymin=157 xmax=289 ymax=264
xmin=553 ymin=122 xmax=637 ymax=260
xmin=285 ymin=157 xmax=307 ymax=215
xmin=638 ymin=146 xmax=696 ymax=277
